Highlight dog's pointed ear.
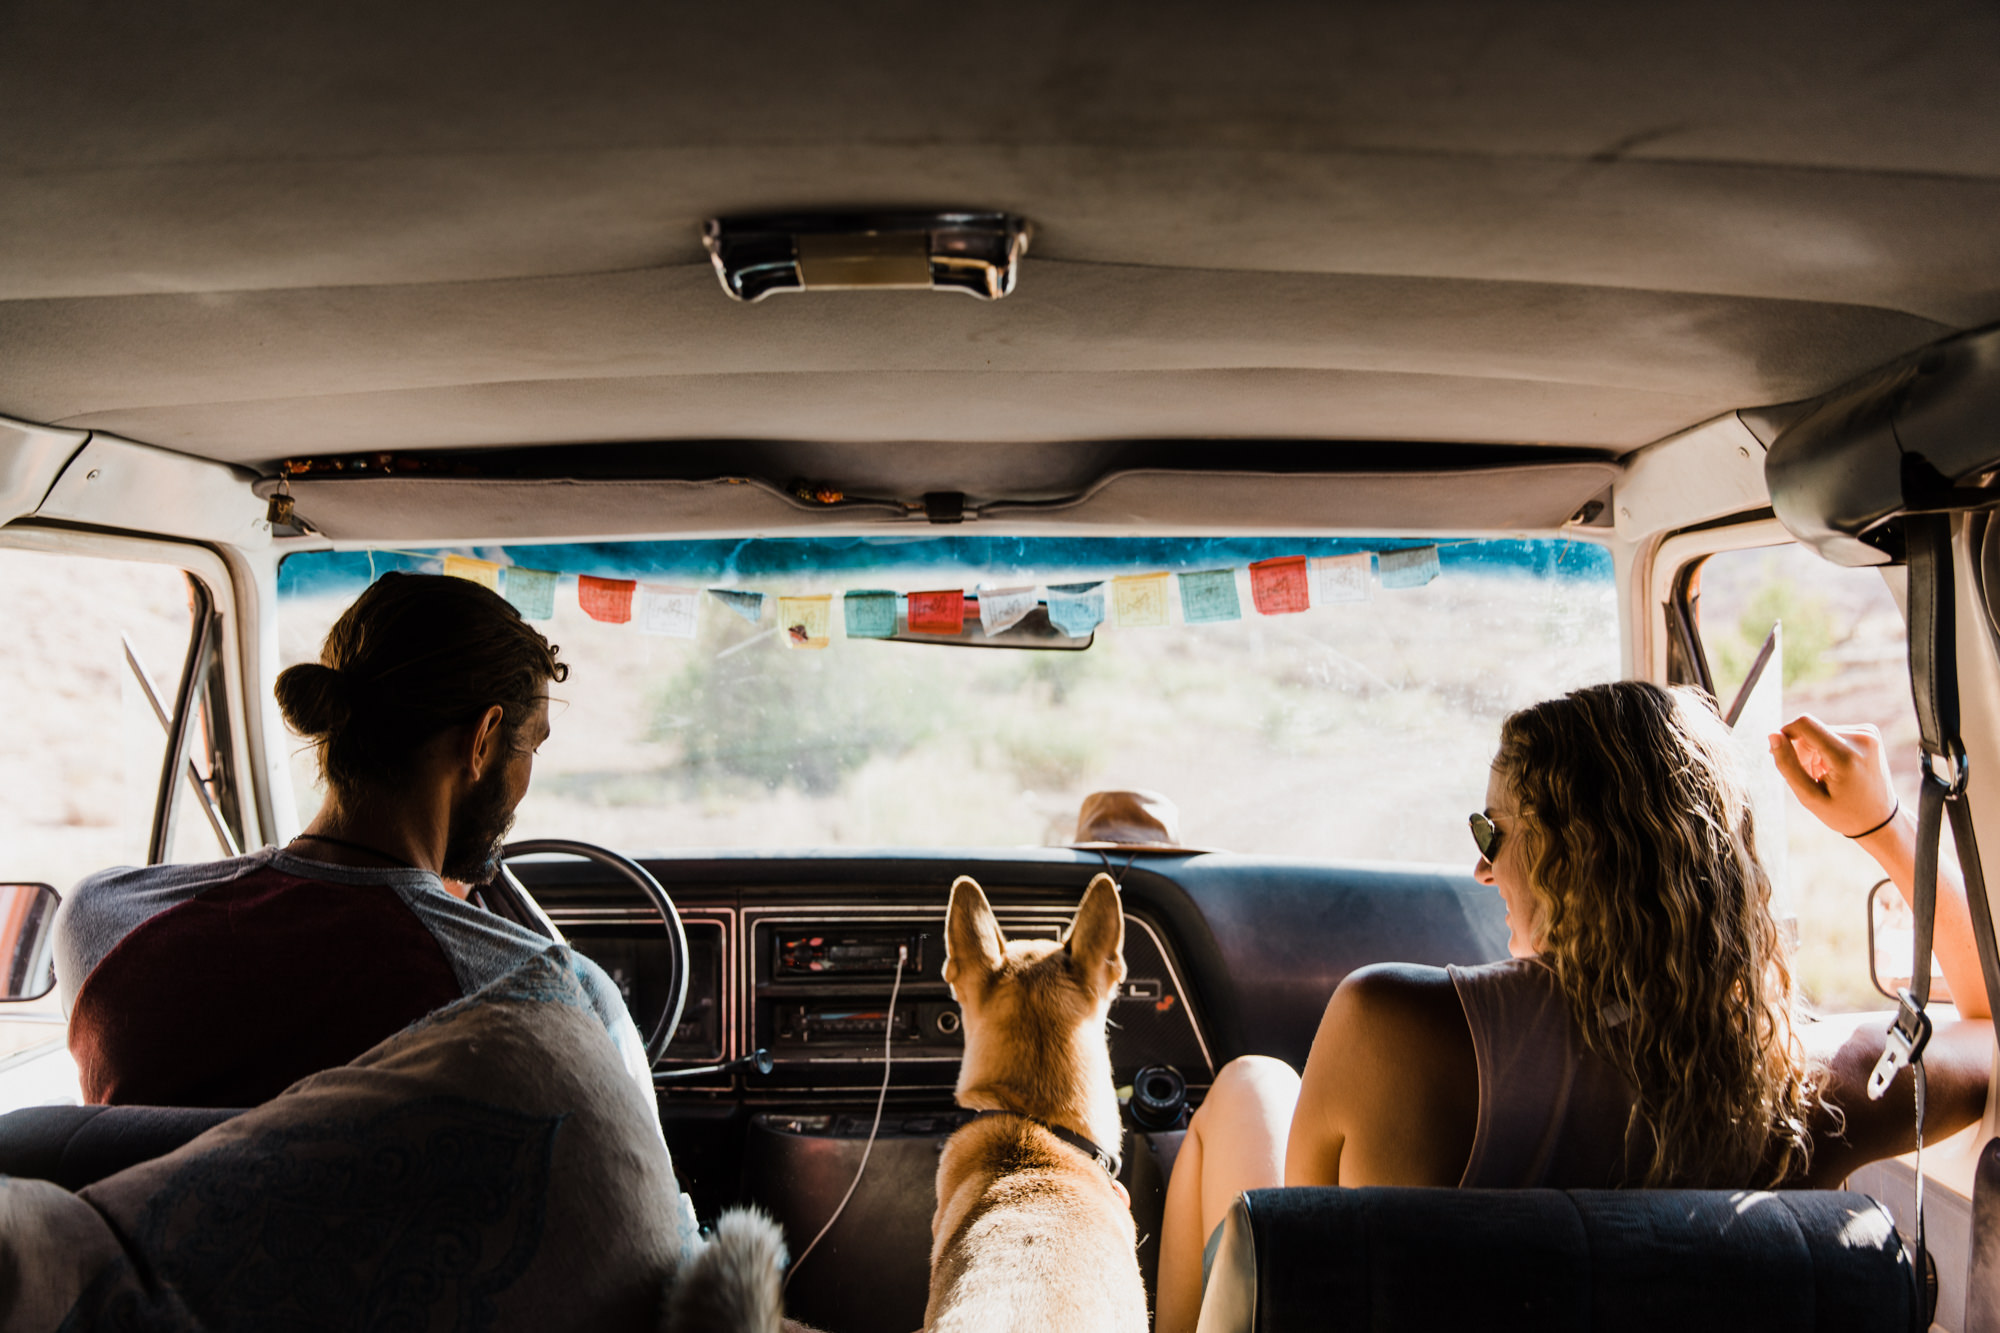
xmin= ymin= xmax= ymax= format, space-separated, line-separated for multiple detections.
xmin=945 ymin=876 xmax=1006 ymax=991
xmin=1064 ymin=873 xmax=1127 ymax=997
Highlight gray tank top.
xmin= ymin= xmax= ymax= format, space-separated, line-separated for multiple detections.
xmin=1447 ymin=956 xmax=1641 ymax=1188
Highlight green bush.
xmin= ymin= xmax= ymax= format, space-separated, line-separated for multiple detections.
xmin=651 ymin=626 xmax=946 ymax=795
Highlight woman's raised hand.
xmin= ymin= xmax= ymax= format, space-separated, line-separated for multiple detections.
xmin=1770 ymin=714 xmax=1991 ymax=1020
xmin=1768 ymin=715 xmax=1899 ymax=838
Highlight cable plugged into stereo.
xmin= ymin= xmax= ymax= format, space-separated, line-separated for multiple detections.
xmin=785 ymin=943 xmax=906 ymax=1291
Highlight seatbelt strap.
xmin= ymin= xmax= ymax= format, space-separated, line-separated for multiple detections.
xmin=1871 ymin=511 xmax=1965 ymax=1324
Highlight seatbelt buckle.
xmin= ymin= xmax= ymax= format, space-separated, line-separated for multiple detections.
xmin=1866 ymin=988 xmax=1933 ymax=1101
xmin=1922 ymin=743 xmax=1970 ymax=799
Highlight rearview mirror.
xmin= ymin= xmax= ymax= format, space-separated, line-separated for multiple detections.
xmin=885 ymin=603 xmax=1093 ymax=650
xmin=0 ymin=883 xmax=60 ymax=1002
xmin=1867 ymin=877 xmax=1951 ymax=1005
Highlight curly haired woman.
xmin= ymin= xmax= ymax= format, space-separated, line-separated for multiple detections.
xmin=1154 ymin=682 xmax=1994 ymax=1333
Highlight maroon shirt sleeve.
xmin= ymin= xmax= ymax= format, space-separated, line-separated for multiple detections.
xmin=68 ymin=866 xmax=465 ymax=1107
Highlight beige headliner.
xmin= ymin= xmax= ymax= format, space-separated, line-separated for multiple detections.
xmin=3 ymin=1 xmax=1998 ymax=498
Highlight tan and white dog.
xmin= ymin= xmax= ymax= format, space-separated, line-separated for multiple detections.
xmin=925 ymin=873 xmax=1149 ymax=1333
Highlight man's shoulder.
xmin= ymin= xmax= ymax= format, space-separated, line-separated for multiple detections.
xmin=65 ymin=850 xmax=274 ymax=918
xmin=54 ymin=849 xmax=281 ymax=1011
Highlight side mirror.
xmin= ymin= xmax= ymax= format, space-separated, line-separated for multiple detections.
xmin=1868 ymin=877 xmax=1952 ymax=1006
xmin=0 ymin=883 xmax=60 ymax=1003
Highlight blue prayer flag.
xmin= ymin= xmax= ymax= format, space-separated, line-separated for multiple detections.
xmin=1178 ymin=569 xmax=1242 ymax=624
xmin=845 ymin=589 xmax=899 ymax=638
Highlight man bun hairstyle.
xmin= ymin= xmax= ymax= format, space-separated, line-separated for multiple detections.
xmin=276 ymin=572 xmax=568 ymax=794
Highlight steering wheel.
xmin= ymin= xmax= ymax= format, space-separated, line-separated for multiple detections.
xmin=497 ymin=839 xmax=688 ymax=1067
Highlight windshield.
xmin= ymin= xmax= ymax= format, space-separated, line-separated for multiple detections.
xmin=276 ymin=536 xmax=1616 ymax=862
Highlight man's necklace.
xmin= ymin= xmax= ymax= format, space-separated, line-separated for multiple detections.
xmin=288 ymin=832 xmax=416 ymax=869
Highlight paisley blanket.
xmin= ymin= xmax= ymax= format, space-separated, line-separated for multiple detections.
xmin=0 ymin=947 xmax=701 ymax=1333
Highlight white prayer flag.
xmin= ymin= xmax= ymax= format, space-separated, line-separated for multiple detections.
xmin=979 ymin=586 xmax=1038 ymax=636
xmin=1313 ymin=553 xmax=1372 ymax=604
xmin=636 ymin=584 xmax=700 ymax=638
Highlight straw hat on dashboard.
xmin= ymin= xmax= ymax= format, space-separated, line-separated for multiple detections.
xmin=1068 ymin=789 xmax=1204 ymax=853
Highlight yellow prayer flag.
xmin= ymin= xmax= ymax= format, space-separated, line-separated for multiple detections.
xmin=442 ymin=554 xmax=501 ymax=591
xmin=1111 ymin=572 xmax=1171 ymax=627
xmin=778 ymin=595 xmax=832 ymax=649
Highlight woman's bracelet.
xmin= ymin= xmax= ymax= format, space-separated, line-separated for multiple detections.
xmin=1846 ymin=799 xmax=1900 ymax=840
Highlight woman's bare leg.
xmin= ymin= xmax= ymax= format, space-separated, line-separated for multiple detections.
xmin=1154 ymin=1055 xmax=1301 ymax=1333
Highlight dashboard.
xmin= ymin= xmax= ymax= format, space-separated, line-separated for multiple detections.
xmin=517 ymin=846 xmax=1508 ymax=1075
xmin=531 ymin=866 xmax=1220 ymax=1094
xmin=511 ymin=847 xmax=1509 ymax=1333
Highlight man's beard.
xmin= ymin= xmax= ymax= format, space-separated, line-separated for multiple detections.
xmin=440 ymin=763 xmax=519 ymax=883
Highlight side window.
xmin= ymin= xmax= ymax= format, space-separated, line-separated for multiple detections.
xmin=0 ymin=548 xmax=222 ymax=1069
xmin=1689 ymin=543 xmax=1919 ymax=1014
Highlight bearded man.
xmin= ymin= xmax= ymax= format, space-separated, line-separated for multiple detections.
xmin=52 ymin=571 xmax=650 ymax=1109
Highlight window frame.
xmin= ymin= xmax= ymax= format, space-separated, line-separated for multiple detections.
xmin=0 ymin=523 xmax=263 ymax=864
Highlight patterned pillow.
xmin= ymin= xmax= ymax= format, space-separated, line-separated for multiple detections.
xmin=0 ymin=946 xmax=700 ymax=1333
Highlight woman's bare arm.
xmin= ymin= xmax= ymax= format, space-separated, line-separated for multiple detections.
xmin=1796 ymin=1012 xmax=1994 ymax=1187
xmin=1772 ymin=716 xmax=1991 ymax=1020
xmin=1286 ymin=963 xmax=1477 ymax=1189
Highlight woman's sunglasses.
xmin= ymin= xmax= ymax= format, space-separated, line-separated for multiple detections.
xmin=1468 ymin=812 xmax=1502 ymax=861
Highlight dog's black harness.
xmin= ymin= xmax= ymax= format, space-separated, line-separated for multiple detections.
xmin=968 ymin=1108 xmax=1122 ymax=1179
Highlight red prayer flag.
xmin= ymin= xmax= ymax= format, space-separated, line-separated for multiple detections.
xmin=578 ymin=575 xmax=636 ymax=623
xmin=906 ymin=589 xmax=965 ymax=634
xmin=1249 ymin=556 xmax=1311 ymax=615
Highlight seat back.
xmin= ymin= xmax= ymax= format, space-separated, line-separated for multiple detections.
xmin=1196 ymin=1186 xmax=1919 ymax=1333
xmin=0 ymin=1104 xmax=242 ymax=1191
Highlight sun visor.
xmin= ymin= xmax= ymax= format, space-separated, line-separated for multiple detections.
xmin=977 ymin=464 xmax=1617 ymax=535
xmin=1765 ymin=324 xmax=2000 ymax=567
xmin=256 ymin=462 xmax=1619 ymax=543
xmin=256 ymin=475 xmax=905 ymax=544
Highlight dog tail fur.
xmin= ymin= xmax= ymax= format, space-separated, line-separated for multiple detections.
xmin=666 ymin=1207 xmax=789 ymax=1333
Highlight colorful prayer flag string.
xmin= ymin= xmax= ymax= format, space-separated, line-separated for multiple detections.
xmin=978 ymin=586 xmax=1038 ymax=636
xmin=844 ymin=590 xmax=898 ymax=639
xmin=1045 ymin=582 xmax=1105 ymax=638
xmin=442 ymin=554 xmax=501 ymax=591
xmin=1177 ymin=569 xmax=1241 ymax=624
xmin=1378 ymin=545 xmax=1442 ymax=589
xmin=1312 ymin=553 xmax=1371 ymax=604
xmin=709 ymin=588 xmax=766 ymax=625
xmin=907 ymin=589 xmax=966 ymax=635
xmin=504 ymin=567 xmax=557 ymax=620
xmin=636 ymin=584 xmax=700 ymax=638
xmin=1249 ymin=556 xmax=1310 ymax=615
xmin=1112 ymin=573 xmax=1170 ymax=627
xmin=778 ymin=595 xmax=832 ymax=649
xmin=579 ymin=575 xmax=636 ymax=624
